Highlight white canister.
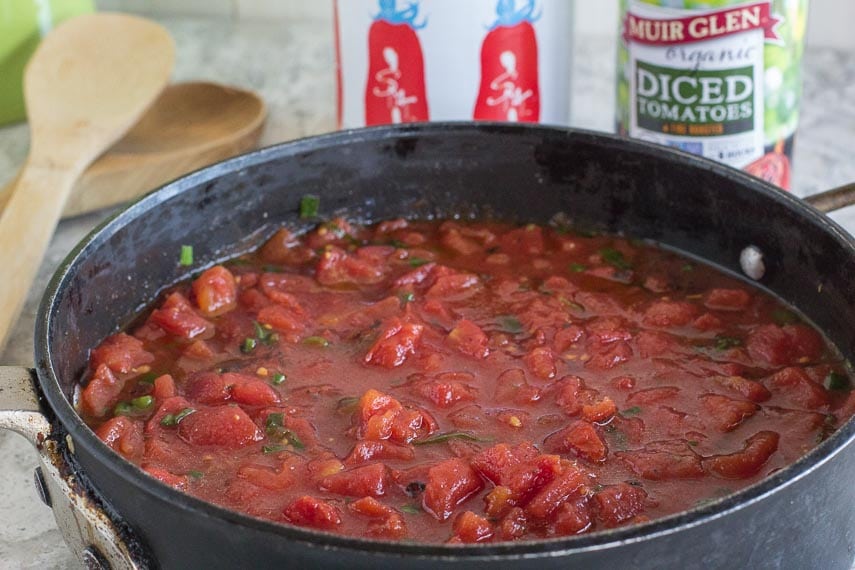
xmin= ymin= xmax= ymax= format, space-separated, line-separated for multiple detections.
xmin=334 ymin=0 xmax=572 ymax=128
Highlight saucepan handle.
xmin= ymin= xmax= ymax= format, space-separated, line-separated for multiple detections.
xmin=803 ymin=181 xmax=855 ymax=214
xmin=0 ymin=367 xmax=144 ymax=570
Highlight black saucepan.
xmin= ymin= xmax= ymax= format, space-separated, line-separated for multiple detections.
xmin=13 ymin=124 xmax=855 ymax=568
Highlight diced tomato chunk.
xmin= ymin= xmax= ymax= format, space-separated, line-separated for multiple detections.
xmin=585 ymin=341 xmax=633 ymax=371
xmin=149 ymin=292 xmax=213 ymax=339
xmin=321 ymin=463 xmax=390 ymax=497
xmin=177 ymin=405 xmax=263 ymax=447
xmin=699 ymin=394 xmax=759 ymax=432
xmin=192 ymin=265 xmax=238 ymax=317
xmin=95 ymin=416 xmax=144 ymax=460
xmin=417 ymin=379 xmax=478 ymax=408
xmin=627 ymin=387 xmax=680 ymax=405
xmin=524 ymin=346 xmax=556 ymax=380
xmin=747 ymin=324 xmax=824 ymax=367
xmin=447 ymin=319 xmax=490 ymax=359
xmin=554 ymin=497 xmax=593 ymax=535
xmin=765 ymin=367 xmax=829 ymax=410
xmin=183 ymin=339 xmax=215 ymax=360
xmin=524 ymin=463 xmax=590 ymax=520
xmin=593 ymin=483 xmax=648 ymax=527
xmin=422 ymin=458 xmax=484 ymax=521
xmin=80 ymin=364 xmax=124 ymax=418
xmin=581 ymin=396 xmax=617 ymax=423
xmin=364 ymin=319 xmax=424 ymax=368
xmin=152 ymin=374 xmax=176 ymax=400
xmin=470 ymin=442 xmax=539 ymax=486
xmin=617 ymin=445 xmax=705 ymax=481
xmin=354 ymin=389 xmax=434 ymax=444
xmin=497 ymin=507 xmax=528 ymax=541
xmin=224 ymin=373 xmax=281 ymax=406
xmin=186 ymin=372 xmax=230 ymax=404
xmin=704 ymin=288 xmax=751 ymax=311
xmin=283 ymin=496 xmax=342 ymax=530
xmin=344 ymin=440 xmax=415 ymax=466
xmin=257 ymin=304 xmax=305 ymax=334
xmin=703 ymin=431 xmax=779 ymax=479
xmin=692 ymin=313 xmax=723 ymax=331
xmin=238 ymin=459 xmax=299 ymax=490
xmin=643 ymin=301 xmax=698 ymax=327
xmin=500 ymin=226 xmax=544 ymax=255
xmin=90 ymin=333 xmax=153 ymax=374
xmin=316 ymin=246 xmax=385 ymax=286
xmin=441 ymin=229 xmax=483 ymax=256
xmin=426 ymin=273 xmax=480 ymax=299
xmin=143 ymin=466 xmax=187 ymax=490
xmin=543 ymin=421 xmax=607 ymax=463
xmin=715 ymin=375 xmax=771 ymax=403
xmin=451 ymin=511 xmax=494 ymax=543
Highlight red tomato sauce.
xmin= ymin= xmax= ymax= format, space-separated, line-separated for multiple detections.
xmin=77 ymin=218 xmax=855 ymax=544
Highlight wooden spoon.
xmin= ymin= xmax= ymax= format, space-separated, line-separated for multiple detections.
xmin=0 ymin=13 xmax=174 ymax=348
xmin=0 ymin=82 xmax=266 ymax=218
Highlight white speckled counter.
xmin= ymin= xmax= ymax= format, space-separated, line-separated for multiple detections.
xmin=0 ymin=16 xmax=853 ymax=569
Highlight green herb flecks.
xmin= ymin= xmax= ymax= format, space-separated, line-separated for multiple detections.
xmin=265 ymin=413 xmax=305 ymax=450
xmin=621 ymin=406 xmax=642 ymax=417
xmin=160 ymin=407 xmax=196 ymax=427
xmin=253 ymin=321 xmax=279 ymax=345
xmin=681 ymin=263 xmax=695 ymax=273
xmin=336 ymin=396 xmax=360 ymax=415
xmin=240 ymin=337 xmax=258 ymax=354
xmin=408 ymin=257 xmax=429 ymax=268
xmin=303 ymin=336 xmax=330 ymax=348
xmin=558 ymin=296 xmax=585 ymax=313
xmin=772 ymin=308 xmax=800 ymax=326
xmin=271 ymin=372 xmax=287 ymax=386
xmin=137 ymin=372 xmax=158 ymax=384
xmin=399 ymin=504 xmax=421 ymax=514
xmin=714 ymin=335 xmax=742 ymax=351
xmin=179 ymin=245 xmax=194 ymax=266
xmin=262 ymin=444 xmax=290 ymax=455
xmin=187 ymin=470 xmax=204 ymax=480
xmin=497 ymin=315 xmax=523 ymax=334
xmin=413 ymin=431 xmax=486 ymax=446
xmin=399 ymin=291 xmax=415 ymax=305
xmin=299 ymin=194 xmax=320 ymax=219
xmin=599 ymin=248 xmax=632 ymax=270
xmin=569 ymin=263 xmax=587 ymax=273
xmin=824 ymin=371 xmax=851 ymax=391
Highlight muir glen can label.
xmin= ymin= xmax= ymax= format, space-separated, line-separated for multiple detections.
xmin=617 ymin=0 xmax=808 ymax=189
xmin=335 ymin=0 xmax=572 ymax=128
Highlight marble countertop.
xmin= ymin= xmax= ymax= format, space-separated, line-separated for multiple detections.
xmin=1 ymin=15 xmax=853 ymax=569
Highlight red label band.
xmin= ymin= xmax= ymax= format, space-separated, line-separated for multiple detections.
xmin=624 ymin=2 xmax=780 ymax=46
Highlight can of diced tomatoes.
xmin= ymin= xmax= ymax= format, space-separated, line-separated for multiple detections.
xmin=616 ymin=0 xmax=808 ymax=189
xmin=334 ymin=0 xmax=572 ymax=128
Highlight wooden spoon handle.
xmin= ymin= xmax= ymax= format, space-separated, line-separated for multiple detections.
xmin=0 ymin=162 xmax=78 ymax=348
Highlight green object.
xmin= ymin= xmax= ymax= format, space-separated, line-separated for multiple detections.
xmin=0 ymin=0 xmax=95 ymax=126
xmin=179 ymin=245 xmax=194 ymax=266
xmin=299 ymin=194 xmax=320 ymax=219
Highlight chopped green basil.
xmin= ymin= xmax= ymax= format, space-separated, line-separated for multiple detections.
xmin=399 ymin=291 xmax=415 ymax=305
xmin=187 ymin=470 xmax=204 ymax=480
xmin=253 ymin=321 xmax=277 ymax=344
xmin=824 ymin=371 xmax=851 ymax=391
xmin=687 ymin=440 xmax=699 ymax=447
xmin=497 ymin=315 xmax=523 ymax=334
xmin=569 ymin=262 xmax=587 ymax=273
xmin=265 ymin=413 xmax=284 ymax=432
xmin=179 ymin=245 xmax=194 ymax=266
xmin=262 ymin=444 xmax=289 ymax=455
xmin=137 ymin=372 xmax=158 ymax=384
xmin=272 ymin=372 xmax=287 ymax=385
xmin=408 ymin=257 xmax=429 ymax=268
xmin=621 ymin=406 xmax=642 ymax=417
xmin=130 ymin=395 xmax=154 ymax=410
xmin=772 ymin=308 xmax=799 ymax=326
xmin=599 ymin=248 xmax=632 ymax=270
xmin=714 ymin=335 xmax=742 ymax=351
xmin=240 ymin=337 xmax=258 ymax=353
xmin=413 ymin=431 xmax=482 ymax=446
xmin=399 ymin=504 xmax=421 ymax=514
xmin=299 ymin=194 xmax=320 ymax=219
xmin=388 ymin=239 xmax=408 ymax=249
xmin=303 ymin=336 xmax=330 ymax=347
xmin=336 ymin=396 xmax=360 ymax=415
xmin=681 ymin=263 xmax=694 ymax=273
xmin=160 ymin=407 xmax=196 ymax=427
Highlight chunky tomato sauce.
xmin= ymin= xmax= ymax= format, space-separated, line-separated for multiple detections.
xmin=78 ymin=218 xmax=855 ymax=544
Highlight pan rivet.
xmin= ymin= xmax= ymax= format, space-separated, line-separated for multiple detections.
xmin=33 ymin=467 xmax=51 ymax=507
xmin=739 ymin=246 xmax=765 ymax=280
xmin=82 ymin=546 xmax=109 ymax=570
